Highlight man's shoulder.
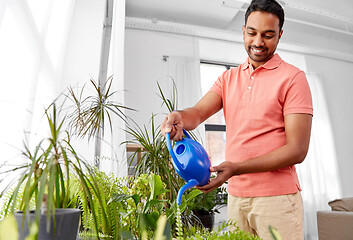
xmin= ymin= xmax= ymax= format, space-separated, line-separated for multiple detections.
xmin=277 ymin=56 xmax=303 ymax=74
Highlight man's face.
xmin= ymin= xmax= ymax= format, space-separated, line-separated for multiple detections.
xmin=242 ymin=11 xmax=283 ymax=69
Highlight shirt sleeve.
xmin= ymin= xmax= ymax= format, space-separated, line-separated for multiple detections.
xmin=209 ymin=69 xmax=229 ymax=97
xmin=283 ymin=71 xmax=313 ymax=116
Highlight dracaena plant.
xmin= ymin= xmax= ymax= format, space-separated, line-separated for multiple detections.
xmin=66 ymin=76 xmax=135 ymax=140
xmin=0 ymin=104 xmax=108 ymax=237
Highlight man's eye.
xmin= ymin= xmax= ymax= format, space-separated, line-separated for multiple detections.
xmin=247 ymin=32 xmax=256 ymax=36
xmin=264 ymin=35 xmax=275 ymax=39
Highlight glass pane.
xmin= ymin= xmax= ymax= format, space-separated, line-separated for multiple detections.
xmin=200 ymin=63 xmax=227 ymax=95
xmin=205 ymin=131 xmax=226 ymax=166
xmin=200 ymin=63 xmax=227 ymax=166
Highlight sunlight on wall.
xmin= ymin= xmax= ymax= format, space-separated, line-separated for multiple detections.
xmin=0 ymin=7 xmax=35 ymax=160
xmin=0 ymin=0 xmax=75 ymax=165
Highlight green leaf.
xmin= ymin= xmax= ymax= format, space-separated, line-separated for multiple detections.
xmin=269 ymin=225 xmax=282 ymax=240
xmin=153 ymin=215 xmax=171 ymax=240
xmin=109 ymin=193 xmax=140 ymax=207
xmin=0 ymin=215 xmax=18 ymax=240
xmin=149 ymin=174 xmax=165 ymax=201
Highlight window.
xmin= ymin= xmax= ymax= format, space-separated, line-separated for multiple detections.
xmin=200 ymin=61 xmax=237 ymax=166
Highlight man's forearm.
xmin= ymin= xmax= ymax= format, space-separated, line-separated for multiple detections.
xmin=235 ymin=143 xmax=307 ymax=175
xmin=177 ymin=108 xmax=202 ymax=130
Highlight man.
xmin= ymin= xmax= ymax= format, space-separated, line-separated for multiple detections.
xmin=161 ymin=0 xmax=313 ymax=239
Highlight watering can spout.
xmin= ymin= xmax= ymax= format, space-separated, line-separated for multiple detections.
xmin=177 ymin=179 xmax=199 ymax=206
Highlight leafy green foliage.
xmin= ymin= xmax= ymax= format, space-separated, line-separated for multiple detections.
xmin=0 ymin=104 xmax=108 ymax=238
xmin=188 ymin=186 xmax=227 ymax=215
xmin=124 ymin=115 xmax=185 ymax=202
xmin=0 ymin=214 xmax=18 ymax=240
xmin=109 ymin=173 xmax=169 ymax=239
xmin=67 ymin=76 xmax=135 ymax=140
xmin=183 ymin=220 xmax=262 ymax=240
xmin=269 ymin=225 xmax=282 ymax=240
xmin=175 ymin=205 xmax=183 ymax=240
xmin=73 ymin=167 xmax=127 ymax=239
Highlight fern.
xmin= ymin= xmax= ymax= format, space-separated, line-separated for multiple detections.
xmin=175 ymin=205 xmax=183 ymax=240
xmin=74 ymin=166 xmax=127 ymax=239
xmin=183 ymin=219 xmax=262 ymax=240
xmin=0 ymin=183 xmax=36 ymax=220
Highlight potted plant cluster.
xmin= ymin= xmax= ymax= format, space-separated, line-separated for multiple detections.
xmin=0 ymin=104 xmax=101 ymax=240
xmin=0 ymin=78 xmax=280 ymax=240
xmin=0 ymin=77 xmax=132 ymax=239
xmin=187 ymin=185 xmax=227 ymax=231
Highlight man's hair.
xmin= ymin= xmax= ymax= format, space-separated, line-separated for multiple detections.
xmin=245 ymin=0 xmax=285 ymax=31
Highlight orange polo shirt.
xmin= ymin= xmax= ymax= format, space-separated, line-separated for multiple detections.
xmin=210 ymin=54 xmax=313 ymax=197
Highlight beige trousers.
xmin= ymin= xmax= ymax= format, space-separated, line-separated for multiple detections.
xmin=228 ymin=192 xmax=304 ymax=240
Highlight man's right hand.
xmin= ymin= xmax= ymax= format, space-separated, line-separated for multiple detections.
xmin=161 ymin=111 xmax=185 ymax=141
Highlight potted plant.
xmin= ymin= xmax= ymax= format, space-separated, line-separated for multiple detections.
xmin=0 ymin=77 xmax=133 ymax=239
xmin=0 ymin=104 xmax=106 ymax=240
xmin=187 ymin=185 xmax=227 ymax=231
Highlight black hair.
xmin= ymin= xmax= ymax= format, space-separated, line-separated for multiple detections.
xmin=245 ymin=0 xmax=285 ymax=31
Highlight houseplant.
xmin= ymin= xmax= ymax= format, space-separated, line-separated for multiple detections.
xmin=124 ymin=81 xmax=185 ymax=202
xmin=188 ymin=185 xmax=227 ymax=230
xmin=0 ymin=104 xmax=107 ymax=240
xmin=0 ymin=77 xmax=134 ymax=239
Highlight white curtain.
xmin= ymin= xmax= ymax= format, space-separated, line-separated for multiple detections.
xmin=162 ymin=56 xmax=206 ymax=144
xmin=0 ymin=0 xmax=76 ymax=164
xmin=0 ymin=0 xmax=125 ymax=189
xmin=297 ymin=72 xmax=342 ymax=240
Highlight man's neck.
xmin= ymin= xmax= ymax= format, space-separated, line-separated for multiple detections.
xmin=249 ymin=54 xmax=275 ymax=69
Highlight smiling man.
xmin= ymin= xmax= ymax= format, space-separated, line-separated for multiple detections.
xmin=161 ymin=0 xmax=313 ymax=239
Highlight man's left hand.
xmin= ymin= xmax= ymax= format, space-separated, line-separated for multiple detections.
xmin=196 ymin=161 xmax=237 ymax=194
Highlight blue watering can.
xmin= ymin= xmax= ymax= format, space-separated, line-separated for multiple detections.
xmin=166 ymin=129 xmax=211 ymax=205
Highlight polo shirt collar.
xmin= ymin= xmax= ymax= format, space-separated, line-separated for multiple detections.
xmin=241 ymin=53 xmax=282 ymax=71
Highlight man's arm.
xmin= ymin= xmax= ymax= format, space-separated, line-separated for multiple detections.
xmin=197 ymin=113 xmax=312 ymax=193
xmin=161 ymin=91 xmax=222 ymax=141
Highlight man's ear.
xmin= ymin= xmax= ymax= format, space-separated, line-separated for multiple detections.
xmin=279 ymin=29 xmax=283 ymax=40
xmin=242 ymin=25 xmax=246 ymax=40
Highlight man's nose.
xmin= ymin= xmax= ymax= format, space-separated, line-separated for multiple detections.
xmin=253 ymin=35 xmax=264 ymax=47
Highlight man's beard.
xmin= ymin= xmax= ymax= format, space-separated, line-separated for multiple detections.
xmin=246 ymin=45 xmax=274 ymax=63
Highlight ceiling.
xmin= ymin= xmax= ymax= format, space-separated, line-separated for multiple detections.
xmin=125 ymin=0 xmax=353 ymax=36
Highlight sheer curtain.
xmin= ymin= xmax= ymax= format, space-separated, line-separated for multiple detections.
xmin=163 ymin=56 xmax=206 ymax=144
xmin=0 ymin=0 xmax=125 ymax=188
xmin=0 ymin=0 xmax=75 ymax=166
xmin=297 ymin=72 xmax=342 ymax=240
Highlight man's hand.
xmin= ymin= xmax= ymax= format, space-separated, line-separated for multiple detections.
xmin=161 ymin=111 xmax=184 ymax=141
xmin=196 ymin=161 xmax=237 ymax=194
xmin=160 ymin=92 xmax=222 ymax=142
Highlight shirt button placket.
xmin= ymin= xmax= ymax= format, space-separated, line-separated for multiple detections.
xmin=248 ymin=76 xmax=254 ymax=90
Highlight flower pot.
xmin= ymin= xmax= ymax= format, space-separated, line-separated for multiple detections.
xmin=193 ymin=210 xmax=214 ymax=231
xmin=15 ymin=208 xmax=81 ymax=240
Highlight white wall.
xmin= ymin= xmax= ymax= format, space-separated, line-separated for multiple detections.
xmin=124 ymin=28 xmax=353 ymax=197
xmin=62 ymin=0 xmax=104 ymax=89
xmin=124 ymin=29 xmax=198 ymax=134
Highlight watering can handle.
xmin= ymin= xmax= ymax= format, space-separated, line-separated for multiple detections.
xmin=165 ymin=129 xmax=191 ymax=172
xmin=182 ymin=128 xmax=191 ymax=139
xmin=166 ymin=132 xmax=183 ymax=172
